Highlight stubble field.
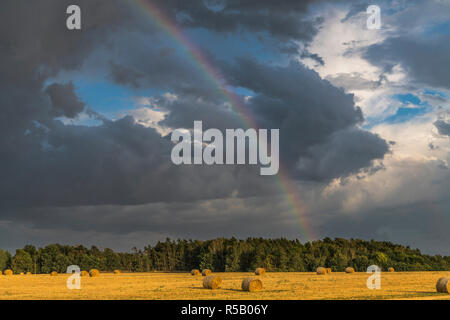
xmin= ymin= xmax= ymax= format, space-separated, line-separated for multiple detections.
xmin=0 ymin=271 xmax=449 ymax=300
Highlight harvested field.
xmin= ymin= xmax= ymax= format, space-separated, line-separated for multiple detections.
xmin=0 ymin=271 xmax=449 ymax=300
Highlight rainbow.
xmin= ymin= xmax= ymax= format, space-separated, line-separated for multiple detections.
xmin=132 ymin=0 xmax=316 ymax=241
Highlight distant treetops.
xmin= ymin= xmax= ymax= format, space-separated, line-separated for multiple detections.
xmin=0 ymin=238 xmax=449 ymax=274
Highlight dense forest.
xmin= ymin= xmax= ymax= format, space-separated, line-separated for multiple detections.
xmin=1 ymin=238 xmax=449 ymax=274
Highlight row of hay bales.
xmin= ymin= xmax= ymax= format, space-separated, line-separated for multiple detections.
xmin=192 ymin=268 xmax=265 ymax=292
xmin=196 ymin=267 xmax=448 ymax=295
xmin=191 ymin=268 xmax=267 ymax=277
xmin=202 ymin=276 xmax=263 ymax=292
xmin=1 ymin=268 xmax=124 ymax=277
xmin=0 ymin=269 xmax=113 ymax=277
xmin=316 ymin=267 xmax=396 ymax=275
xmin=190 ymin=269 xmax=213 ymax=276
xmin=50 ymin=269 xmax=101 ymax=277
xmin=1 ymin=270 xmax=33 ymax=276
xmin=316 ymin=267 xmax=337 ymax=274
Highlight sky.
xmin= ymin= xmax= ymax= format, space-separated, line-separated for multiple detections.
xmin=0 ymin=0 xmax=449 ymax=254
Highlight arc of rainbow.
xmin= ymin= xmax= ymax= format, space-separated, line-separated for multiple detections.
xmin=132 ymin=0 xmax=316 ymax=241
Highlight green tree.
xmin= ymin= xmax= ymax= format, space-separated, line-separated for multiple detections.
xmin=104 ymin=248 xmax=121 ymax=271
xmin=12 ymin=249 xmax=33 ymax=273
xmin=0 ymin=237 xmax=449 ymax=273
xmin=374 ymin=252 xmax=389 ymax=269
xmin=199 ymin=252 xmax=214 ymax=271
xmin=0 ymin=249 xmax=11 ymax=271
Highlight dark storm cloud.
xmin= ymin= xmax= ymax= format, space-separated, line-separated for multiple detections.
xmin=223 ymin=59 xmax=389 ymax=180
xmin=99 ymin=23 xmax=390 ymax=182
xmin=318 ymin=199 xmax=450 ymax=255
xmin=1 ymin=113 xmax=278 ymax=207
xmin=109 ymin=62 xmax=144 ymax=89
xmin=0 ymin=0 xmax=135 ymax=78
xmin=300 ymin=51 xmax=325 ymax=66
xmin=0 ymin=0 xmax=396 ymax=252
xmin=104 ymin=33 xmax=224 ymax=101
xmin=158 ymin=93 xmax=244 ymax=131
xmin=45 ymin=82 xmax=85 ymax=118
xmin=153 ymin=0 xmax=322 ymax=42
xmin=0 ymin=0 xmax=304 ymax=210
xmin=364 ymin=34 xmax=450 ymax=89
xmin=434 ymin=120 xmax=450 ymax=137
xmin=154 ymin=58 xmax=390 ymax=181
xmin=3 ymin=194 xmax=450 ymax=255
xmin=0 ymin=0 xmax=142 ymax=158
xmin=295 ymin=128 xmax=389 ymax=180
xmin=0 ymin=0 xmax=388 ymax=204
xmin=0 ymin=0 xmax=183 ymax=208
xmin=0 ymin=197 xmax=293 ymax=235
xmin=0 ymin=195 xmax=305 ymax=252
xmin=325 ymin=73 xmax=383 ymax=91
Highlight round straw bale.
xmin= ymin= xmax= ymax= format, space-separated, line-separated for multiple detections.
xmin=202 ymin=269 xmax=212 ymax=276
xmin=0 ymin=271 xmax=2 ymax=275
xmin=81 ymin=270 xmax=89 ymax=277
xmin=191 ymin=269 xmax=200 ymax=276
xmin=388 ymin=267 xmax=395 ymax=272
xmin=345 ymin=267 xmax=355 ymax=273
xmin=327 ymin=268 xmax=332 ymax=273
xmin=4 ymin=269 xmax=13 ymax=276
xmin=50 ymin=271 xmax=58 ymax=276
xmin=19 ymin=272 xmax=24 ymax=275
xmin=255 ymin=268 xmax=266 ymax=276
xmin=203 ymin=275 xmax=222 ymax=289
xmin=89 ymin=269 xmax=100 ymax=277
xmin=242 ymin=277 xmax=263 ymax=292
xmin=436 ymin=278 xmax=449 ymax=293
xmin=316 ymin=267 xmax=327 ymax=275
xmin=114 ymin=270 xmax=121 ymax=274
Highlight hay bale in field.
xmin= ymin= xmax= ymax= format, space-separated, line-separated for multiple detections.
xmin=89 ymin=269 xmax=100 ymax=277
xmin=388 ymin=267 xmax=395 ymax=272
xmin=114 ymin=270 xmax=121 ymax=274
xmin=191 ymin=269 xmax=200 ymax=276
xmin=0 ymin=271 xmax=2 ymax=275
xmin=203 ymin=275 xmax=222 ymax=289
xmin=345 ymin=267 xmax=355 ymax=273
xmin=4 ymin=269 xmax=13 ymax=276
xmin=20 ymin=272 xmax=24 ymax=275
xmin=327 ymin=268 xmax=332 ymax=273
xmin=255 ymin=268 xmax=266 ymax=276
xmin=50 ymin=271 xmax=58 ymax=276
xmin=202 ymin=269 xmax=212 ymax=276
xmin=436 ymin=278 xmax=449 ymax=293
xmin=81 ymin=270 xmax=89 ymax=277
xmin=242 ymin=277 xmax=263 ymax=292
xmin=316 ymin=267 xmax=327 ymax=275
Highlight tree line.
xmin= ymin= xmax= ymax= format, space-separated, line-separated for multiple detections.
xmin=1 ymin=237 xmax=449 ymax=274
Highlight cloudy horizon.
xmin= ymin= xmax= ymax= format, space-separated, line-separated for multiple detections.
xmin=1 ymin=0 xmax=449 ymax=255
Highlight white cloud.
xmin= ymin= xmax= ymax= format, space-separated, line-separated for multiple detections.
xmin=317 ymin=112 xmax=449 ymax=215
xmin=295 ymin=3 xmax=450 ymax=241
xmin=299 ymin=5 xmax=410 ymax=121
xmin=128 ymin=95 xmax=173 ymax=135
